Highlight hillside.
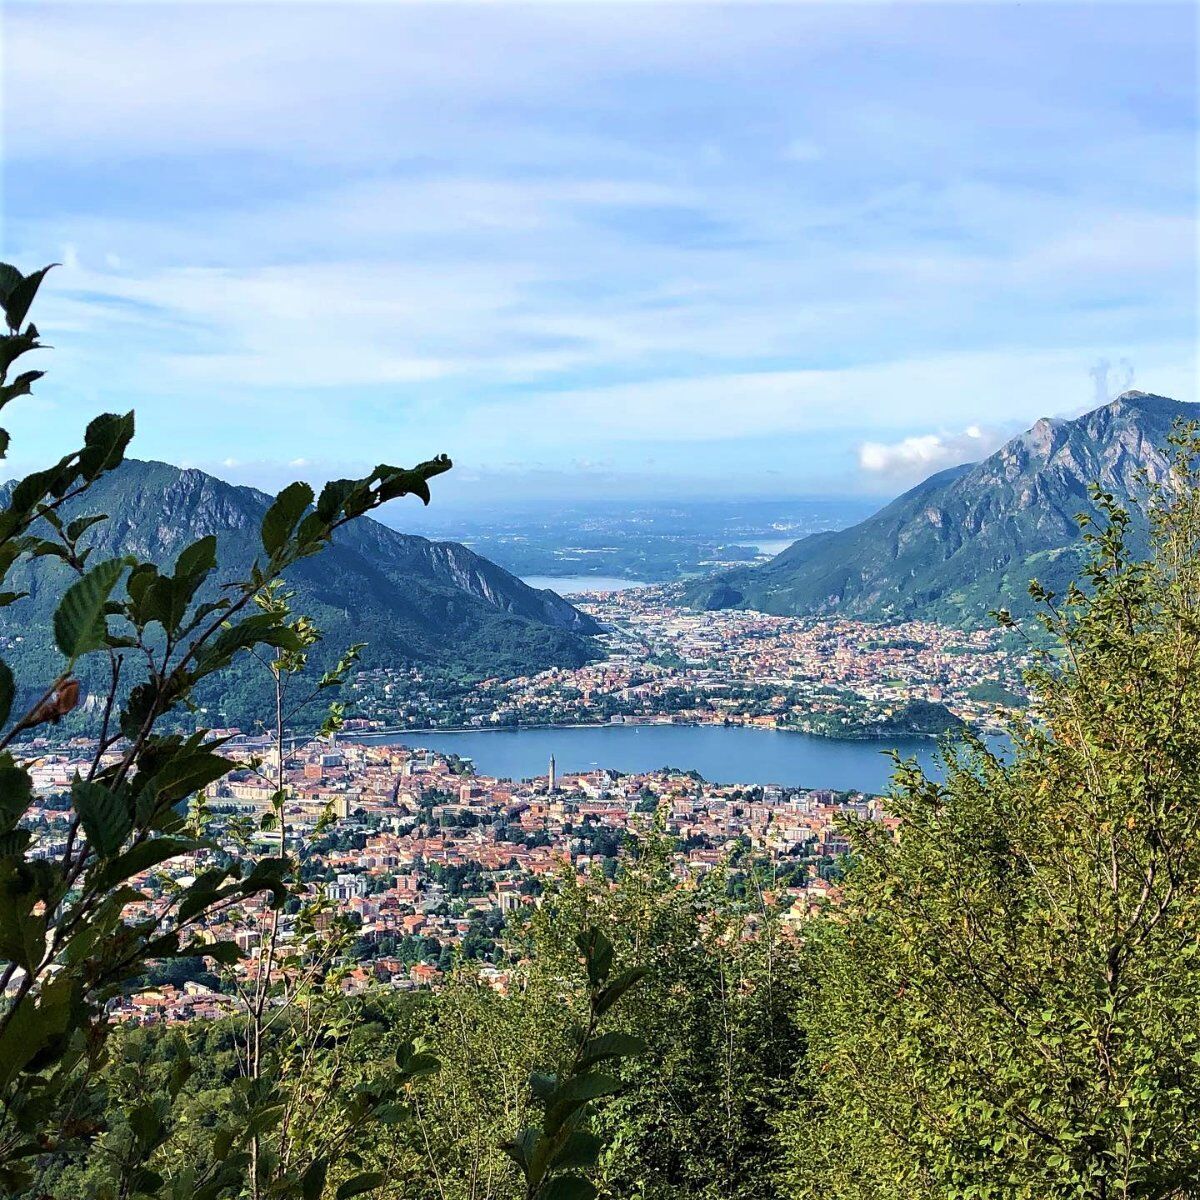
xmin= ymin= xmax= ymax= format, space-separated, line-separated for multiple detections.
xmin=1 ymin=459 xmax=600 ymax=722
xmin=684 ymin=392 xmax=1196 ymax=625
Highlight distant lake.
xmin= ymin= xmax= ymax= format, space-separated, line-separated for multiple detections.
xmin=737 ymin=538 xmax=794 ymax=556
xmin=371 ymin=722 xmax=966 ymax=793
xmin=522 ymin=575 xmax=647 ymax=594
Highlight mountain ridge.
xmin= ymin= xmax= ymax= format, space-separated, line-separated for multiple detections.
xmin=0 ymin=458 xmax=601 ymax=723
xmin=683 ymin=392 xmax=1196 ymax=625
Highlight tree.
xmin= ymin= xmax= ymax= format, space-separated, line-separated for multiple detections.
xmin=0 ymin=262 xmax=450 ymax=1195
xmin=781 ymin=428 xmax=1200 ymax=1199
xmin=500 ymin=927 xmax=647 ymax=1200
xmin=524 ymin=816 xmax=805 ymax=1200
xmin=213 ymin=583 xmax=407 ymax=1200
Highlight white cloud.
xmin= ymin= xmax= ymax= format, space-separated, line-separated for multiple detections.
xmin=471 ymin=345 xmax=1197 ymax=451
xmin=1 ymin=5 xmax=864 ymax=163
xmin=1 ymin=2 xmax=1193 ymax=499
xmin=858 ymin=424 xmax=1008 ymax=484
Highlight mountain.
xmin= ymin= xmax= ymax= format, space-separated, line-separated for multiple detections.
xmin=684 ymin=392 xmax=1197 ymax=625
xmin=1 ymin=459 xmax=600 ymax=721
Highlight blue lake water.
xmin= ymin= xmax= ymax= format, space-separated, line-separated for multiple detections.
xmin=371 ymin=722 xmax=965 ymax=793
xmin=735 ymin=539 xmax=794 ymax=556
xmin=521 ymin=575 xmax=647 ymax=594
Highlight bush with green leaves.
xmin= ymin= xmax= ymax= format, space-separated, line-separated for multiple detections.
xmin=782 ymin=428 xmax=1200 ymax=1199
xmin=501 ymin=927 xmax=646 ymax=1200
xmin=519 ymin=821 xmax=805 ymax=1200
xmin=0 ymin=262 xmax=451 ymax=1194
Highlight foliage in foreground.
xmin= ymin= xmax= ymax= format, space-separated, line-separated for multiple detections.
xmin=782 ymin=431 xmax=1200 ymax=1199
xmin=0 ymin=263 xmax=455 ymax=1195
xmin=0 ymin=262 xmax=646 ymax=1200
xmin=5 ymin=255 xmax=1200 ymax=1200
xmin=28 ymin=827 xmax=793 ymax=1200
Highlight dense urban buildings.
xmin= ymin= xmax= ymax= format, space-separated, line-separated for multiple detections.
xmin=337 ymin=589 xmax=1026 ymax=739
xmin=17 ymin=595 xmax=1027 ymax=1025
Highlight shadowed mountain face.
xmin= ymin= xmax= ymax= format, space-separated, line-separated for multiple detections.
xmin=685 ymin=393 xmax=1197 ymax=626
xmin=1 ymin=459 xmax=600 ymax=716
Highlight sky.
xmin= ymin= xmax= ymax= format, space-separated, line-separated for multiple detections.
xmin=2 ymin=0 xmax=1197 ymax=519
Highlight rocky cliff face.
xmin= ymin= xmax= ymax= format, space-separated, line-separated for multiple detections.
xmin=685 ymin=392 xmax=1195 ymax=625
xmin=421 ymin=541 xmax=596 ymax=631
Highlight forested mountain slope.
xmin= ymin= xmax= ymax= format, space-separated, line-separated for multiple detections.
xmin=685 ymin=392 xmax=1195 ymax=624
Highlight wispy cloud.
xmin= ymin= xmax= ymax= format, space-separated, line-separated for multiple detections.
xmin=859 ymin=425 xmax=1009 ymax=486
xmin=2 ymin=1 xmax=1195 ymax=504
xmin=1089 ymin=358 xmax=1137 ymax=408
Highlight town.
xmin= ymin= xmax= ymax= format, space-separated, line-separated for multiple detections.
xmin=338 ymin=590 xmax=1027 ymax=739
xmin=23 ymin=731 xmax=885 ymax=1024
xmin=13 ymin=594 xmax=1030 ymax=1025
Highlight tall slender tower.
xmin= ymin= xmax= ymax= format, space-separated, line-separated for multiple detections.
xmin=548 ymin=754 xmax=557 ymax=794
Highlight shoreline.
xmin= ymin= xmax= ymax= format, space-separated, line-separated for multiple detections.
xmin=353 ymin=717 xmax=990 ymax=744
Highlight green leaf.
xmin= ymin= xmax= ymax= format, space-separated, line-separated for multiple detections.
xmin=0 ymin=761 xmax=32 ymax=833
xmin=544 ymin=1072 xmax=622 ymax=1135
xmin=54 ymin=557 xmax=128 ymax=658
xmin=579 ymin=1031 xmax=646 ymax=1069
xmin=174 ymin=534 xmax=218 ymax=579
xmin=177 ymin=888 xmax=222 ymax=925
xmin=576 ymin=927 xmax=613 ymax=985
xmin=262 ymin=481 xmax=314 ymax=556
xmin=95 ymin=836 xmax=203 ymax=888
xmin=125 ymin=561 xmax=159 ymax=611
xmin=594 ymin=967 xmax=648 ymax=1016
xmin=500 ymin=1129 xmax=540 ymax=1173
xmin=242 ymin=856 xmax=289 ymax=908
xmin=0 ymin=328 xmax=41 ymax=379
xmin=315 ymin=478 xmax=356 ymax=523
xmin=0 ymin=973 xmax=73 ymax=1091
xmin=196 ymin=614 xmax=302 ymax=675
xmin=0 ymin=862 xmax=50 ymax=970
xmin=549 ymin=1071 xmax=622 ymax=1108
xmin=549 ymin=1130 xmax=603 ymax=1171
xmin=72 ymin=778 xmax=132 ymax=858
xmin=2 ymin=264 xmax=57 ymax=332
xmin=29 ymin=540 xmax=72 ymax=564
xmin=0 ymin=830 xmax=31 ymax=859
xmin=540 ymin=1175 xmax=597 ymax=1200
xmin=135 ymin=747 xmax=232 ymax=812
xmin=129 ymin=1102 xmax=164 ymax=1153
xmin=10 ymin=456 xmax=69 ymax=511
xmin=187 ymin=939 xmax=241 ymax=965
xmin=78 ymin=410 xmax=134 ymax=480
xmin=0 ymin=264 xmax=22 ymax=305
xmin=210 ymin=1127 xmax=235 ymax=1162
xmin=65 ymin=513 xmax=107 ymax=542
xmin=336 ymin=1172 xmax=386 ymax=1199
xmin=301 ymin=1158 xmax=328 ymax=1200
xmin=0 ymin=371 xmax=45 ymax=409
xmin=398 ymin=1051 xmax=440 ymax=1078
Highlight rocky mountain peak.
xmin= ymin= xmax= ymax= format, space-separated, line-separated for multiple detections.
xmin=684 ymin=391 xmax=1198 ymax=626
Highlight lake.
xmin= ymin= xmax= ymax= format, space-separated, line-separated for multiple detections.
xmin=735 ymin=538 xmax=794 ymax=556
xmin=370 ymin=722 xmax=963 ymax=793
xmin=522 ymin=575 xmax=647 ymax=594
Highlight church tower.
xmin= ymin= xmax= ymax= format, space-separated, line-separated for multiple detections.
xmin=548 ymin=754 xmax=557 ymax=793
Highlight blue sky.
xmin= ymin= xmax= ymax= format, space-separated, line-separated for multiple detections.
xmin=2 ymin=1 xmax=1196 ymax=516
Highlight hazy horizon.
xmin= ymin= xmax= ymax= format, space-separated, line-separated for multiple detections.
xmin=3 ymin=1 xmax=1196 ymax=510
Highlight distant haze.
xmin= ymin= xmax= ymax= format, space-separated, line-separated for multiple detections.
xmin=3 ymin=3 xmax=1195 ymax=504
